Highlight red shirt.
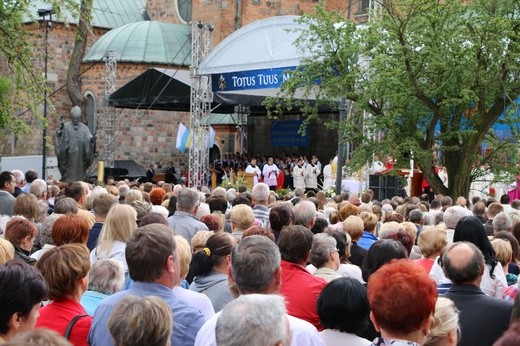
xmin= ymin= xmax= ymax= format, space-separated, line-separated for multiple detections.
xmin=414 ymin=258 xmax=435 ymax=274
xmin=36 ymin=298 xmax=92 ymax=346
xmin=280 ymin=260 xmax=327 ymax=331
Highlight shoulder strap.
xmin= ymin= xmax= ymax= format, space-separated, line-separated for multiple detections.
xmin=64 ymin=314 xmax=89 ymax=339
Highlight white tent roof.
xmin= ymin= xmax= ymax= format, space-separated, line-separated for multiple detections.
xmin=199 ymin=16 xmax=310 ymax=75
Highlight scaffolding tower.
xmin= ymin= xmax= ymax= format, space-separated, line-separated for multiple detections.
xmin=188 ymin=22 xmax=213 ymax=187
xmin=103 ymin=51 xmax=117 ymax=168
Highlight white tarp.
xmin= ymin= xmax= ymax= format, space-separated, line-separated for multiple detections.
xmin=199 ymin=16 xmax=310 ymax=75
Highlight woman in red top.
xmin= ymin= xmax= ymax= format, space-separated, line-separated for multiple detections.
xmin=35 ymin=244 xmax=92 ymax=346
xmin=415 ymin=225 xmax=448 ymax=274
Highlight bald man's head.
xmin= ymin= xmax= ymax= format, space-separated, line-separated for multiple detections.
xmin=442 ymin=242 xmax=485 ymax=285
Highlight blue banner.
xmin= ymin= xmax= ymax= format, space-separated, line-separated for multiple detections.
xmin=212 ymin=66 xmax=296 ymax=92
xmin=271 ymin=120 xmax=309 ymax=147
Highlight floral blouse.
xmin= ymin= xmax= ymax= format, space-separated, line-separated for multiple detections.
xmin=372 ymin=337 xmax=420 ymax=346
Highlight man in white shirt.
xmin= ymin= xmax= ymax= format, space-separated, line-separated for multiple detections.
xmin=292 ymin=159 xmax=306 ymax=190
xmin=262 ymin=157 xmax=279 ymax=191
xmin=305 ymin=157 xmax=321 ymax=193
xmin=195 ymin=235 xmax=324 ymax=346
xmin=245 ymin=158 xmax=262 ymax=186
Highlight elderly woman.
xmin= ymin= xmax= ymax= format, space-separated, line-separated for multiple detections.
xmin=230 ymin=204 xmax=255 ymax=241
xmin=309 ymin=233 xmax=341 ymax=283
xmin=0 ymin=261 xmax=48 ymax=343
xmin=80 ymin=259 xmax=125 ymax=316
xmin=424 ymin=297 xmax=459 ymax=346
xmin=491 ymin=238 xmax=518 ymax=286
xmin=108 ymin=296 xmax=172 ymax=346
xmin=54 ymin=197 xmax=79 ymax=214
xmin=90 ymin=204 xmax=138 ymax=275
xmin=36 ymin=243 xmax=92 ymax=345
xmin=189 ymin=232 xmax=237 ymax=312
xmin=317 ymin=277 xmax=371 ymax=346
xmin=124 ymin=189 xmax=143 ymax=204
xmin=368 ymin=260 xmax=437 ymax=345
xmin=344 ymin=215 xmax=368 ymax=266
xmin=35 ymin=244 xmax=92 ymax=345
xmin=4 ymin=217 xmax=38 ymax=265
xmin=30 ymin=214 xmax=89 ymax=261
xmin=414 ymin=225 xmax=447 ymax=273
xmin=326 ymin=229 xmax=364 ymax=283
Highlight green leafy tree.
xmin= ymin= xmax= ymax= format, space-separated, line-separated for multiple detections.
xmin=0 ymin=0 xmax=80 ymax=131
xmin=267 ymin=0 xmax=520 ymax=199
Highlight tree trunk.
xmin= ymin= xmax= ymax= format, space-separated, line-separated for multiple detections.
xmin=443 ymin=136 xmax=480 ymax=200
xmin=66 ymin=0 xmax=93 ymax=123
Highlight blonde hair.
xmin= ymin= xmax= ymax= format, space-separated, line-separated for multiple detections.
xmin=230 ymin=204 xmax=255 ymax=231
xmin=174 ymin=235 xmax=192 ymax=279
xmin=491 ymin=238 xmax=513 ymax=266
xmin=0 ymin=238 xmax=14 ymax=264
xmin=379 ymin=221 xmax=405 ymax=234
xmin=191 ymin=230 xmax=214 ymax=253
xmin=106 ymin=185 xmax=119 ymax=197
xmin=360 ymin=211 xmax=378 ymax=233
xmin=401 ymin=221 xmax=418 ymax=244
xmin=424 ymin=297 xmax=459 ymax=346
xmin=417 ymin=225 xmax=447 ymax=258
xmin=97 ymin=204 xmax=137 ymax=257
xmin=343 ymin=215 xmax=364 ymax=241
xmin=125 ymin=189 xmax=144 ymax=204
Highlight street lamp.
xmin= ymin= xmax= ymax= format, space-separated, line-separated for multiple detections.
xmin=38 ymin=7 xmax=54 ymax=180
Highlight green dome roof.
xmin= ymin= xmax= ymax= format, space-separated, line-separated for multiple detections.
xmin=83 ymin=21 xmax=191 ymax=65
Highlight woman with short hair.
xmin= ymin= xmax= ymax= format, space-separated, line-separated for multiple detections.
xmin=415 ymin=225 xmax=447 ymax=273
xmin=80 ymin=259 xmax=125 ymax=316
xmin=31 ymin=214 xmax=89 ymax=261
xmin=318 ymin=277 xmax=371 ymax=346
xmin=368 ymin=260 xmax=437 ymax=345
xmin=0 ymin=261 xmax=48 ymax=343
xmin=35 ymin=243 xmax=92 ymax=346
xmin=229 ymin=204 xmax=255 ymax=241
xmin=360 ymin=239 xmax=408 ymax=283
xmin=309 ymin=233 xmax=341 ymax=283
xmin=4 ymin=217 xmax=38 ymax=265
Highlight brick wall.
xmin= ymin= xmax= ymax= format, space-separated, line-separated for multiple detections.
xmin=1 ymin=0 xmax=352 ymax=174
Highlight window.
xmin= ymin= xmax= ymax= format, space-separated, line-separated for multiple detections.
xmin=86 ymin=92 xmax=96 ymax=134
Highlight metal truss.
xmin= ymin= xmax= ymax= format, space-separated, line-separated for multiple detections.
xmin=188 ymin=22 xmax=213 ymax=188
xmin=103 ymin=51 xmax=117 ymax=168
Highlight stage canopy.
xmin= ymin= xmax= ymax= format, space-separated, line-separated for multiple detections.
xmin=108 ymin=16 xmax=326 ymax=115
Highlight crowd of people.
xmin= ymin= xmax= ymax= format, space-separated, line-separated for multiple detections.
xmin=1 ymin=167 xmax=520 ymax=345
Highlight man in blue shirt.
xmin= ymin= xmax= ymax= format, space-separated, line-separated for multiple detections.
xmin=88 ymin=224 xmax=205 ymax=346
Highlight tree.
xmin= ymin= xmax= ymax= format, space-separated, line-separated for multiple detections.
xmin=267 ymin=0 xmax=520 ymax=199
xmin=0 ymin=0 xmax=78 ymax=130
xmin=67 ymin=0 xmax=93 ymax=123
